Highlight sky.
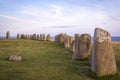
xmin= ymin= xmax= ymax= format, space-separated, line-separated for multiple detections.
xmin=0 ymin=0 xmax=120 ymax=37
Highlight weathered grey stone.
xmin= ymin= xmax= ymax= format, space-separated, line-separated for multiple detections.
xmin=34 ymin=34 xmax=37 ymax=40
xmin=60 ymin=33 xmax=66 ymax=43
xmin=55 ymin=34 xmax=60 ymax=42
xmin=37 ymin=34 xmax=40 ymax=40
xmin=28 ymin=34 xmax=31 ymax=39
xmin=30 ymin=34 xmax=32 ymax=39
xmin=40 ymin=34 xmax=42 ymax=40
xmin=70 ymin=40 xmax=75 ymax=52
xmin=55 ymin=33 xmax=66 ymax=43
xmin=21 ymin=34 xmax=26 ymax=39
xmin=91 ymin=28 xmax=117 ymax=77
xmin=46 ymin=34 xmax=51 ymax=41
xmin=43 ymin=34 xmax=46 ymax=41
xmin=25 ymin=34 xmax=28 ymax=39
xmin=9 ymin=55 xmax=22 ymax=62
xmin=64 ymin=35 xmax=71 ymax=48
xmin=32 ymin=34 xmax=37 ymax=40
xmin=6 ymin=31 xmax=10 ymax=39
xmin=70 ymin=36 xmax=74 ymax=44
xmin=17 ymin=33 xmax=20 ymax=39
xmin=72 ymin=34 xmax=91 ymax=60
xmin=69 ymin=36 xmax=75 ymax=52
xmin=74 ymin=34 xmax=80 ymax=49
xmin=55 ymin=35 xmax=58 ymax=42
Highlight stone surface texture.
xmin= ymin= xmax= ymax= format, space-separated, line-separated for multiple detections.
xmin=46 ymin=34 xmax=51 ymax=41
xmin=91 ymin=28 xmax=117 ymax=77
xmin=9 ymin=55 xmax=22 ymax=62
xmin=70 ymin=40 xmax=75 ymax=52
xmin=64 ymin=35 xmax=71 ymax=48
xmin=6 ymin=31 xmax=10 ymax=39
xmin=55 ymin=33 xmax=66 ymax=43
xmin=72 ymin=34 xmax=91 ymax=60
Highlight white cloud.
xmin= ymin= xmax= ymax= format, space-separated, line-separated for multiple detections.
xmin=21 ymin=6 xmax=50 ymax=18
xmin=51 ymin=4 xmax=62 ymax=17
xmin=1 ymin=4 xmax=119 ymax=36
xmin=0 ymin=14 xmax=39 ymax=23
xmin=0 ymin=4 xmax=110 ymax=28
xmin=21 ymin=5 xmax=64 ymax=20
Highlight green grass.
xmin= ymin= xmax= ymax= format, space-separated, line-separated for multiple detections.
xmin=0 ymin=39 xmax=120 ymax=80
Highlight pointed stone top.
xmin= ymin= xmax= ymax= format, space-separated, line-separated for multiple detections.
xmin=95 ymin=28 xmax=111 ymax=43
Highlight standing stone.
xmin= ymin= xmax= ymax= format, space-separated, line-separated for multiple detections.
xmin=21 ymin=34 xmax=26 ymax=39
xmin=72 ymin=34 xmax=91 ymax=60
xmin=74 ymin=34 xmax=80 ymax=49
xmin=37 ymin=34 xmax=40 ymax=40
xmin=28 ymin=34 xmax=31 ymax=40
xmin=55 ymin=33 xmax=66 ymax=43
xmin=25 ymin=34 xmax=28 ymax=39
xmin=40 ymin=34 xmax=42 ymax=41
xmin=32 ymin=34 xmax=37 ymax=40
xmin=46 ymin=34 xmax=51 ymax=41
xmin=91 ymin=28 xmax=117 ymax=77
xmin=17 ymin=33 xmax=20 ymax=39
xmin=6 ymin=31 xmax=10 ymax=39
xmin=70 ymin=36 xmax=74 ymax=44
xmin=21 ymin=34 xmax=24 ymax=39
xmin=69 ymin=36 xmax=75 ymax=52
xmin=64 ymin=35 xmax=71 ymax=48
xmin=70 ymin=40 xmax=75 ymax=52
xmin=27 ymin=34 xmax=30 ymax=39
xmin=43 ymin=34 xmax=46 ymax=41
xmin=60 ymin=33 xmax=66 ymax=43
xmin=55 ymin=34 xmax=59 ymax=42
xmin=30 ymin=34 xmax=32 ymax=40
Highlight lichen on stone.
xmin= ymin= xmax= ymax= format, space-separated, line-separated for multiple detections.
xmin=95 ymin=28 xmax=111 ymax=43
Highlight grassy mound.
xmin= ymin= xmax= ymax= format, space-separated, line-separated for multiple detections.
xmin=0 ymin=39 xmax=120 ymax=80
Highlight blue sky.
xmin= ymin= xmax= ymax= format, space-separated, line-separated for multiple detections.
xmin=0 ymin=0 xmax=120 ymax=36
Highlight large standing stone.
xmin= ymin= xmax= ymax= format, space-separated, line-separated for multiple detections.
xmin=74 ymin=34 xmax=80 ymax=49
xmin=46 ymin=34 xmax=51 ymax=41
xmin=30 ymin=34 xmax=33 ymax=40
xmin=32 ymin=34 xmax=37 ymax=40
xmin=55 ymin=33 xmax=66 ymax=43
xmin=40 ymin=34 xmax=42 ymax=41
xmin=55 ymin=34 xmax=59 ymax=42
xmin=6 ymin=31 xmax=10 ymax=39
xmin=43 ymin=34 xmax=46 ymax=41
xmin=70 ymin=40 xmax=75 ymax=52
xmin=69 ymin=36 xmax=75 ymax=52
xmin=60 ymin=33 xmax=66 ymax=43
xmin=91 ymin=28 xmax=117 ymax=77
xmin=72 ymin=34 xmax=91 ymax=60
xmin=28 ymin=34 xmax=31 ymax=40
xmin=70 ymin=36 xmax=74 ymax=44
xmin=64 ymin=35 xmax=71 ymax=48
xmin=55 ymin=34 xmax=60 ymax=42
xmin=25 ymin=34 xmax=28 ymax=39
xmin=37 ymin=34 xmax=40 ymax=40
xmin=17 ymin=33 xmax=20 ymax=39
xmin=21 ymin=34 xmax=25 ymax=39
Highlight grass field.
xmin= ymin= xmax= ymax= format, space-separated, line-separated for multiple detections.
xmin=0 ymin=39 xmax=120 ymax=80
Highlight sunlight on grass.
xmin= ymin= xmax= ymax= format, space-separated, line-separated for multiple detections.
xmin=0 ymin=39 xmax=120 ymax=80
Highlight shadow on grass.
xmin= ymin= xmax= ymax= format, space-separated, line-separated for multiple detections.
xmin=66 ymin=56 xmax=120 ymax=80
xmin=86 ymin=61 xmax=120 ymax=80
xmin=88 ymin=70 xmax=119 ymax=80
xmin=65 ymin=57 xmax=91 ymax=79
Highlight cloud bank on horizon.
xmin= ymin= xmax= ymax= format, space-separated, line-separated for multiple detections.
xmin=0 ymin=0 xmax=120 ymax=36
